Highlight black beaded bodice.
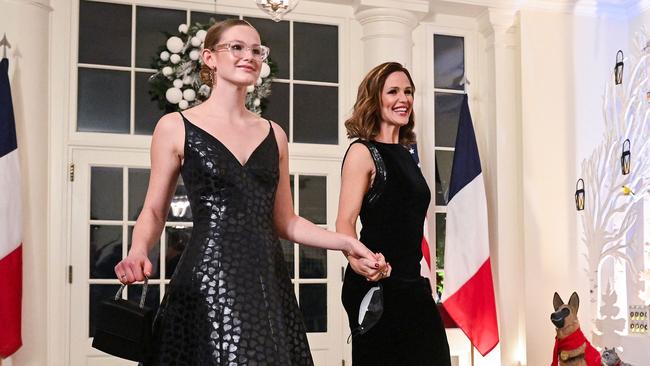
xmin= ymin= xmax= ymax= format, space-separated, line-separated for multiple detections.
xmin=348 ymin=140 xmax=431 ymax=280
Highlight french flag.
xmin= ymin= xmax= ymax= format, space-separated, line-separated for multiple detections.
xmin=441 ymin=94 xmax=499 ymax=356
xmin=0 ymin=57 xmax=23 ymax=358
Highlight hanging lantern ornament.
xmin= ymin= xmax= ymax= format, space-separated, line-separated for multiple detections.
xmin=256 ymin=0 xmax=301 ymax=22
xmin=575 ymin=179 xmax=585 ymax=211
xmin=614 ymin=50 xmax=624 ymax=85
xmin=621 ymin=138 xmax=631 ymax=175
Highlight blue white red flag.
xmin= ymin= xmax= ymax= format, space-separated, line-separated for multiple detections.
xmin=441 ymin=94 xmax=498 ymax=356
xmin=0 ymin=57 xmax=23 ymax=358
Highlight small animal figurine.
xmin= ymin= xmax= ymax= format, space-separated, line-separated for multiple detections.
xmin=601 ymin=347 xmax=633 ymax=366
xmin=550 ymin=292 xmax=601 ymax=366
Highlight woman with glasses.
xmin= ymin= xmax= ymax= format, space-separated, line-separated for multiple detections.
xmin=113 ymin=19 xmax=383 ymax=365
xmin=337 ymin=62 xmax=451 ymax=365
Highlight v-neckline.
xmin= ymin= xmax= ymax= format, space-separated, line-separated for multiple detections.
xmin=182 ymin=113 xmax=272 ymax=168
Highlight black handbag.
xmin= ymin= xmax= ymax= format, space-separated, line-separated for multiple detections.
xmin=348 ymin=283 xmax=384 ymax=342
xmin=92 ymin=278 xmax=153 ymax=362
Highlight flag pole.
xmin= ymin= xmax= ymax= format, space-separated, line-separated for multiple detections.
xmin=470 ymin=339 xmax=475 ymax=366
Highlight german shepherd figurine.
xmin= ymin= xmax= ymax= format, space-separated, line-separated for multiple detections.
xmin=550 ymin=292 xmax=601 ymax=366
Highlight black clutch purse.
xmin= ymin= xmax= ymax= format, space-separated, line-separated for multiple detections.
xmin=92 ymin=278 xmax=153 ymax=362
xmin=347 ymin=283 xmax=383 ymax=342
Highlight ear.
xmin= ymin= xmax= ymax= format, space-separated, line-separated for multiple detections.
xmin=202 ymin=48 xmax=217 ymax=69
xmin=568 ymin=292 xmax=579 ymax=311
xmin=553 ymin=292 xmax=563 ymax=311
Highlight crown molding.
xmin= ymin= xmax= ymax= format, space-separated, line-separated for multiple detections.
xmin=2 ymin=0 xmax=52 ymax=11
xmin=353 ymin=0 xmax=430 ymax=14
xmin=477 ymin=7 xmax=519 ymax=37
xmin=429 ymin=0 xmax=638 ymax=19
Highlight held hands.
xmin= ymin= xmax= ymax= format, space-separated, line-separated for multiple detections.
xmin=344 ymin=239 xmax=391 ymax=282
xmin=114 ymin=249 xmax=153 ymax=284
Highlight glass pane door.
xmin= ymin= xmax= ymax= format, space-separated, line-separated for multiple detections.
xmin=69 ymin=150 xmax=346 ymax=366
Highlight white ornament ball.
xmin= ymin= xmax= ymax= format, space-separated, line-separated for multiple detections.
xmin=260 ymin=63 xmax=271 ymax=78
xmin=191 ymin=36 xmax=201 ymax=47
xmin=183 ymin=89 xmax=196 ymax=102
xmin=178 ymin=24 xmax=188 ymax=34
xmin=256 ymin=77 xmax=262 ymax=86
xmin=173 ymin=79 xmax=183 ymax=88
xmin=182 ymin=75 xmax=193 ymax=85
xmin=178 ymin=99 xmax=189 ymax=110
xmin=189 ymin=49 xmax=200 ymax=61
xmin=165 ymin=87 xmax=183 ymax=104
xmin=196 ymin=30 xmax=207 ymax=42
xmin=253 ymin=98 xmax=261 ymax=107
xmin=170 ymin=54 xmax=181 ymax=64
xmin=160 ymin=51 xmax=170 ymax=61
xmin=166 ymin=36 xmax=184 ymax=54
xmin=162 ymin=66 xmax=173 ymax=76
xmin=199 ymin=85 xmax=211 ymax=96
xmin=246 ymin=85 xmax=255 ymax=93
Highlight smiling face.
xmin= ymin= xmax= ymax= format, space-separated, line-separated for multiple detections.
xmin=202 ymin=24 xmax=263 ymax=87
xmin=379 ymin=71 xmax=414 ymax=128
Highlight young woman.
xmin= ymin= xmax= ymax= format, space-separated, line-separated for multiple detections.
xmin=338 ymin=62 xmax=451 ymax=365
xmin=114 ymin=19 xmax=383 ymax=365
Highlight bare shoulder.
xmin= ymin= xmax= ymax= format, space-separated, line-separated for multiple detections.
xmin=151 ymin=112 xmax=184 ymax=153
xmin=154 ymin=112 xmax=183 ymax=136
xmin=343 ymin=142 xmax=374 ymax=171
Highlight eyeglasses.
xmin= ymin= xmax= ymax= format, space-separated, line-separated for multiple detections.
xmin=213 ymin=41 xmax=270 ymax=62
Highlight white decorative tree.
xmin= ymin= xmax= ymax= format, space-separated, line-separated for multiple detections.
xmin=592 ymin=285 xmax=626 ymax=347
xmin=580 ymin=29 xmax=650 ymax=346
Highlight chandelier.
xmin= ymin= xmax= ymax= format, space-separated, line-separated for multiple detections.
xmin=256 ymin=0 xmax=301 ymax=22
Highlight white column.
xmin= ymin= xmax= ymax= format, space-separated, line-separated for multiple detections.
xmin=0 ymin=1 xmax=51 ymax=366
xmin=354 ymin=1 xmax=429 ymax=70
xmin=478 ymin=8 xmax=526 ymax=366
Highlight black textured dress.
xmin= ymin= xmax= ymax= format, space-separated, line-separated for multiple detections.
xmin=341 ymin=140 xmax=451 ymax=366
xmin=145 ymin=112 xmax=314 ymax=365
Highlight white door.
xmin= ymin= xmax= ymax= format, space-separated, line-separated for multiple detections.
xmin=68 ymin=148 xmax=347 ymax=366
xmin=69 ymin=148 xmax=152 ymax=366
xmin=287 ymin=158 xmax=348 ymax=366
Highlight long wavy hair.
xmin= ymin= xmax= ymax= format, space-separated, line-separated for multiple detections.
xmin=344 ymin=62 xmax=416 ymax=145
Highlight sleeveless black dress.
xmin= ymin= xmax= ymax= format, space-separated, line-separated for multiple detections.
xmin=341 ymin=140 xmax=451 ymax=366
xmin=145 ymin=113 xmax=314 ymax=365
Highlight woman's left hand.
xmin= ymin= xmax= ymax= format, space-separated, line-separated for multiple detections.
xmin=348 ymin=252 xmax=391 ymax=281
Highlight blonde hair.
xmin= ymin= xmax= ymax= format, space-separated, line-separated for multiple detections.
xmin=344 ymin=62 xmax=416 ymax=145
xmin=199 ymin=18 xmax=258 ymax=87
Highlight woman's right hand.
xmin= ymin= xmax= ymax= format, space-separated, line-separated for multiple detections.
xmin=114 ymin=249 xmax=152 ymax=284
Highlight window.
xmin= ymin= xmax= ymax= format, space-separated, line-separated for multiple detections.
xmin=281 ymin=174 xmax=329 ymax=332
xmin=432 ymin=34 xmax=465 ymax=297
xmin=76 ymin=1 xmax=340 ymax=144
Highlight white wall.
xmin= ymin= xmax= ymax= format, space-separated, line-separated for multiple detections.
xmin=0 ymin=1 xmax=51 ymax=366
xmin=518 ymin=8 xmax=627 ymax=365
